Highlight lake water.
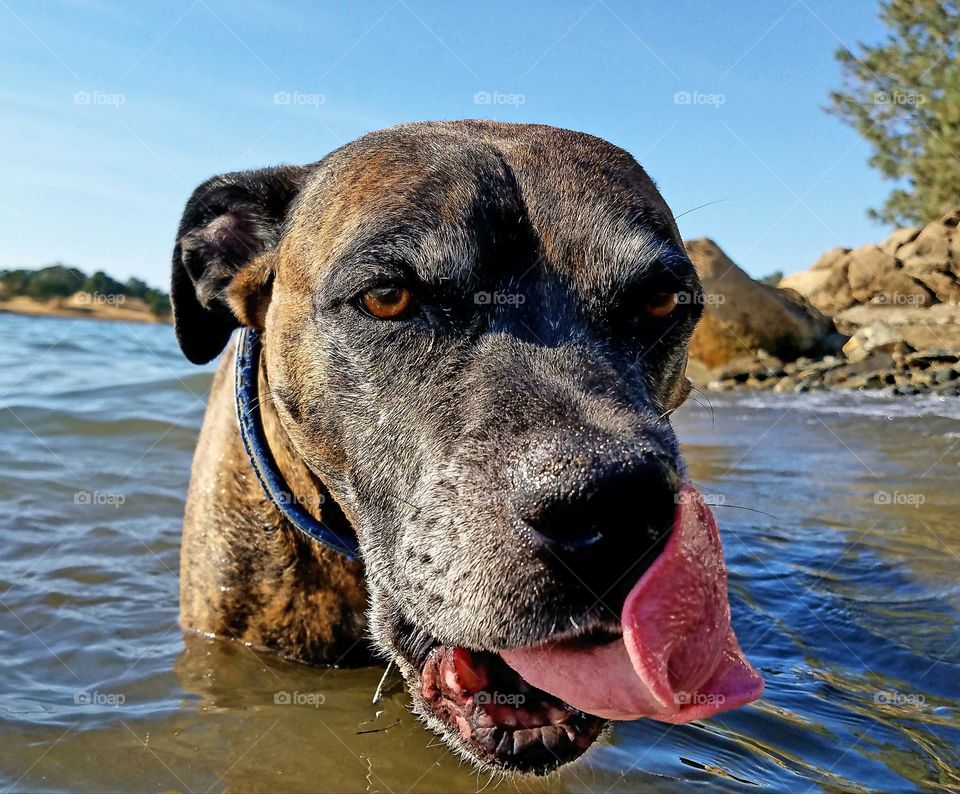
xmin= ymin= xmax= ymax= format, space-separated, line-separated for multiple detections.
xmin=1 ymin=312 xmax=958 ymax=793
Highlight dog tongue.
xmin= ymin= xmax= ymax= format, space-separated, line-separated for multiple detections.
xmin=500 ymin=484 xmax=763 ymax=722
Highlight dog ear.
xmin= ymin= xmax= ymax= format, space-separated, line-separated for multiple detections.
xmin=171 ymin=165 xmax=312 ymax=364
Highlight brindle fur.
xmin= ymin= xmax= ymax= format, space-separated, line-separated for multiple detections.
xmin=173 ymin=120 xmax=702 ymax=769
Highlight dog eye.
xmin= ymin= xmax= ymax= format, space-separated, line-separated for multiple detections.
xmin=359 ymin=286 xmax=415 ymax=320
xmin=642 ymin=292 xmax=679 ymax=319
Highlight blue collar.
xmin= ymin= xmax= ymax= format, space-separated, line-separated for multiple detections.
xmin=234 ymin=327 xmax=360 ymax=561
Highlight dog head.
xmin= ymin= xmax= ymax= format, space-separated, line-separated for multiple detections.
xmin=172 ymin=121 xmax=704 ymax=773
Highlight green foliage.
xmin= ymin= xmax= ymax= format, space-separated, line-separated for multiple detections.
xmin=0 ymin=263 xmax=85 ymax=299
xmin=828 ymin=0 xmax=960 ymax=226
xmin=0 ymin=264 xmax=171 ymax=317
xmin=759 ymin=271 xmax=784 ymax=287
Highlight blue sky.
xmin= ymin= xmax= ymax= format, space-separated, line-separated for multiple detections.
xmin=1 ymin=0 xmax=890 ymax=287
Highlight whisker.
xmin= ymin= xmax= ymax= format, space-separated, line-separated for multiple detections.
xmin=711 ymin=503 xmax=778 ymax=520
xmin=690 ymin=384 xmax=715 ymax=426
xmin=674 ymin=198 xmax=726 ymax=219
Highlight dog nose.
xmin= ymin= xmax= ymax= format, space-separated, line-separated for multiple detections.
xmin=511 ymin=441 xmax=680 ymax=552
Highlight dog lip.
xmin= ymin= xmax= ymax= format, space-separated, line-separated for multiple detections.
xmin=413 ymin=644 xmax=607 ymax=773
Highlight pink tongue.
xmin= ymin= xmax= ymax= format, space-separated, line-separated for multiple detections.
xmin=501 ymin=484 xmax=763 ymax=722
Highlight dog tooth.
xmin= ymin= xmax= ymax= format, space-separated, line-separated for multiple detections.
xmin=454 ymin=716 xmax=472 ymax=740
xmin=539 ymin=725 xmax=565 ymax=750
xmin=547 ymin=706 xmax=568 ymax=724
xmin=443 ymin=667 xmax=461 ymax=693
xmin=512 ymin=728 xmax=537 ymax=756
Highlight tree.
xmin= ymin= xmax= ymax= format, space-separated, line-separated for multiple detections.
xmin=828 ymin=0 xmax=960 ymax=226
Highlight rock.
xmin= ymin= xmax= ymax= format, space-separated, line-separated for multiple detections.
xmin=904 ymin=349 xmax=960 ymax=367
xmin=810 ymin=246 xmax=851 ymax=271
xmin=842 ymin=322 xmax=914 ymax=362
xmin=908 ymin=270 xmax=960 ymax=303
xmin=898 ymin=222 xmax=954 ymax=271
xmin=685 ymin=238 xmax=836 ymax=368
xmin=880 ymin=226 xmax=921 ymax=255
xmin=780 ymin=255 xmax=855 ymax=315
xmin=895 ymin=218 xmax=960 ymax=301
xmin=773 ymin=376 xmax=797 ymax=393
xmin=845 ymin=243 xmax=934 ymax=307
xmin=838 ymin=373 xmax=886 ymax=390
xmin=833 ymin=304 xmax=960 ymax=352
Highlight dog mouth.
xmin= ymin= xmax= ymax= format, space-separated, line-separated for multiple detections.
xmin=417 ymin=643 xmax=608 ymax=772
xmin=399 ymin=484 xmax=765 ymax=775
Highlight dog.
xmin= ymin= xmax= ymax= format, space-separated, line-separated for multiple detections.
xmin=172 ymin=120 xmax=762 ymax=775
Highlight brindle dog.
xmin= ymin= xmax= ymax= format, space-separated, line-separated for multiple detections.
xmin=173 ymin=120 xmax=702 ymax=774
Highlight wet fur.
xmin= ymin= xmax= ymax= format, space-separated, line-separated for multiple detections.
xmin=174 ymin=120 xmax=702 ymax=769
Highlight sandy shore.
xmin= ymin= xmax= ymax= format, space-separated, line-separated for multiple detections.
xmin=0 ymin=295 xmax=169 ymax=324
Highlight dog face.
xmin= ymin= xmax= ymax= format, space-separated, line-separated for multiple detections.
xmin=173 ymin=121 xmax=703 ymax=774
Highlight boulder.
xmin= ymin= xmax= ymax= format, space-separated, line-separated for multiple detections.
xmin=779 ymin=252 xmax=856 ymax=314
xmin=898 ymin=222 xmax=953 ymax=271
xmin=811 ymin=246 xmax=851 ymax=271
xmin=845 ymin=243 xmax=934 ymax=307
xmin=894 ymin=219 xmax=960 ymax=301
xmin=834 ymin=303 xmax=960 ymax=351
xmin=841 ymin=321 xmax=913 ymax=362
xmin=880 ymin=226 xmax=921 ymax=255
xmin=684 ymin=238 xmax=836 ymax=368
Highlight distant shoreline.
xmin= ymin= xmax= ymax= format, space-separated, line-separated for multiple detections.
xmin=0 ymin=295 xmax=170 ymax=325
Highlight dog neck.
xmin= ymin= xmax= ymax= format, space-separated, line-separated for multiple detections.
xmin=235 ymin=328 xmax=360 ymax=559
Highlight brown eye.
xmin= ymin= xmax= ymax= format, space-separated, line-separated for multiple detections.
xmin=643 ymin=291 xmax=679 ymax=319
xmin=360 ymin=286 xmax=413 ymax=319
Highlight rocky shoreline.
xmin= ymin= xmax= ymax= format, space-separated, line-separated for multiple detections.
xmin=707 ymin=348 xmax=960 ymax=396
xmin=687 ymin=208 xmax=960 ymax=397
